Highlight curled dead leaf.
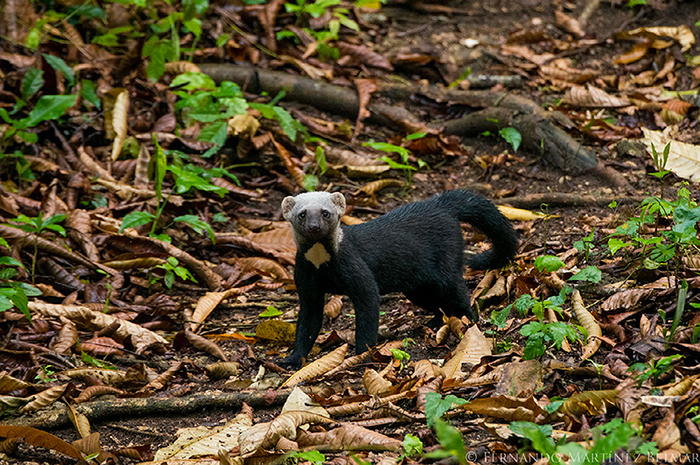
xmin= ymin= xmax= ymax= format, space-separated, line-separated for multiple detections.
xmin=282 ymin=344 xmax=348 ymax=387
xmin=572 ymin=289 xmax=601 ymax=360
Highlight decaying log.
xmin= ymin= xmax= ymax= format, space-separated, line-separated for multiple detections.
xmin=199 ymin=64 xmax=625 ymax=186
xmin=5 ymin=389 xmax=291 ymax=430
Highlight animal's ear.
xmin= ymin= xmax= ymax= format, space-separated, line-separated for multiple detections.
xmin=281 ymin=196 xmax=296 ymax=221
xmin=330 ymin=192 xmax=346 ymax=217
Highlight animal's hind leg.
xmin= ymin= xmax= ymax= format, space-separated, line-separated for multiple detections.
xmin=404 ymin=290 xmax=443 ymax=328
xmin=438 ymin=280 xmax=476 ymax=322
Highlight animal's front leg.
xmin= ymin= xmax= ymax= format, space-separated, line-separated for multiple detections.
xmin=281 ymin=283 xmax=325 ymax=369
xmin=348 ymin=275 xmax=381 ymax=354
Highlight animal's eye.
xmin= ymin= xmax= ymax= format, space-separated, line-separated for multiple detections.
xmin=299 ymin=212 xmax=306 ymax=219
xmin=322 ymin=211 xmax=330 ymax=218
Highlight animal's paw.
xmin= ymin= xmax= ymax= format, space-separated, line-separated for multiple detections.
xmin=278 ymin=354 xmax=303 ymax=371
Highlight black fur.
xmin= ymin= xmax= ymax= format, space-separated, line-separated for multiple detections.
xmin=280 ymin=190 xmax=518 ymax=369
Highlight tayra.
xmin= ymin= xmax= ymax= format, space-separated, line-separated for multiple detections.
xmin=280 ymin=190 xmax=518 ymax=369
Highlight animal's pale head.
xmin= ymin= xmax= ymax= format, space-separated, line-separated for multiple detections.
xmin=282 ymin=192 xmax=346 ymax=242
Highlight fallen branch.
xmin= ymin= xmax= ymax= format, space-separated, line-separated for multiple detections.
xmin=5 ymin=389 xmax=291 ymax=430
xmin=199 ymin=64 xmax=624 ymax=185
xmin=498 ymin=192 xmax=642 ymax=209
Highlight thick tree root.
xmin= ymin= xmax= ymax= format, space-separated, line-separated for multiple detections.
xmin=199 ymin=64 xmax=627 ymax=186
xmin=5 ymin=389 xmax=290 ymax=430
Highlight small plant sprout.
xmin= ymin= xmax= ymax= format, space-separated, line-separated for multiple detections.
xmin=153 ymin=257 xmax=197 ymax=289
xmin=628 ymin=354 xmax=683 ymax=387
xmin=390 ymin=348 xmax=410 ymax=370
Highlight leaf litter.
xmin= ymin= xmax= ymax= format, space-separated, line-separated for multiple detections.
xmin=0 ymin=0 xmax=700 ymax=464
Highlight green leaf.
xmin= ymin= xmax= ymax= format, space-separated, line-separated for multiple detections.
xmin=119 ymin=211 xmax=156 ymax=232
xmin=21 ymin=68 xmax=44 ymax=101
xmin=499 ymin=127 xmax=521 ymax=152
xmin=431 ymin=419 xmax=467 ymax=465
xmin=163 ymin=270 xmax=175 ymax=289
xmin=424 ymin=392 xmax=467 ymax=427
xmin=534 ymin=255 xmax=565 ymax=273
xmin=509 ymin=422 xmax=556 ymax=454
xmin=154 ymin=137 xmax=167 ymax=201
xmin=259 ymin=306 xmax=283 ymax=317
xmin=20 ymin=95 xmax=77 ymax=129
xmin=174 ymin=214 xmax=215 ymax=243
xmin=608 ymin=237 xmax=632 ymax=255
xmin=0 ymin=238 xmax=9 ymax=250
xmin=198 ymin=120 xmax=228 ymax=148
xmin=9 ymin=286 xmax=30 ymax=321
xmin=80 ymin=80 xmax=101 ymax=109
xmin=42 ymin=54 xmax=75 ymax=87
xmin=302 ymin=174 xmax=319 ymax=192
xmin=316 ymin=146 xmax=327 ymax=174
xmin=403 ymin=434 xmax=423 ymax=458
xmin=169 ymin=165 xmax=227 ymax=197
xmin=406 ymin=132 xmax=427 ymax=140
xmin=171 ymin=72 xmax=217 ymax=91
xmin=569 ymin=266 xmax=602 ymax=283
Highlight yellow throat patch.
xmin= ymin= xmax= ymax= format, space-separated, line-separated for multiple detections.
xmin=304 ymin=242 xmax=331 ymax=268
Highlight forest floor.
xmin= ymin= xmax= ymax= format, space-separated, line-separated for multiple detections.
xmin=1 ymin=0 xmax=700 ymax=464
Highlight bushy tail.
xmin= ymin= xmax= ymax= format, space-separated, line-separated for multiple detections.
xmin=434 ymin=190 xmax=518 ymax=270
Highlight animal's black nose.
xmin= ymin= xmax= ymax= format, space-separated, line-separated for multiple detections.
xmin=309 ymin=225 xmax=321 ymax=233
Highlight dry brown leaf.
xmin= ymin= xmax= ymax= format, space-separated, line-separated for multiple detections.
xmin=412 ymin=360 xmax=441 ymax=379
xmin=205 ymin=362 xmax=242 ymax=379
xmin=337 ymin=42 xmax=393 ymax=70
xmin=77 ymin=146 xmax=115 ymax=181
xmin=67 ymin=404 xmax=91 ymax=439
xmin=353 ymin=78 xmax=378 ymax=138
xmin=51 ymin=318 xmax=78 ymax=354
xmin=572 ymin=289 xmax=601 ymax=360
xmin=296 ymin=424 xmax=402 ymax=451
xmin=189 ymin=288 xmax=239 ymax=332
xmin=236 ymin=257 xmax=290 ymax=280
xmin=640 ymin=128 xmax=700 ymax=182
xmin=134 ymin=144 xmax=150 ymax=188
xmin=110 ymin=89 xmax=129 ymax=161
xmin=66 ymin=209 xmax=100 ymax=261
xmin=282 ymin=344 xmax=348 ymax=387
xmin=0 ymin=372 xmax=31 ymax=394
xmin=239 ymin=411 xmax=335 ymax=456
xmin=20 ymin=384 xmax=68 ymax=414
xmin=555 ymin=11 xmax=584 ymax=38
xmin=481 ymin=275 xmax=507 ymax=301
xmin=435 ymin=324 xmax=450 ymax=345
xmin=102 ymin=257 xmax=167 ymax=270
xmin=357 ymin=179 xmax=403 ymax=196
xmin=442 ymin=325 xmax=491 ymax=380
xmin=564 ymin=84 xmax=630 ymax=108
xmin=470 ymin=270 xmax=497 ymax=306
xmin=324 ymin=146 xmax=383 ymax=166
xmin=154 ymin=410 xmax=252 ymax=460
xmin=624 ymin=26 xmax=695 ymax=52
xmin=324 ymin=295 xmax=343 ymax=319
xmin=363 ymin=368 xmax=393 ymax=396
xmin=60 ymin=367 xmax=128 ymax=386
xmin=71 ymin=432 xmax=101 ymax=462
xmin=614 ymin=41 xmax=652 ymax=64
xmin=560 ymin=390 xmax=617 ymax=418
xmin=81 ymin=337 xmax=124 ymax=356
xmin=184 ymin=331 xmax=228 ymax=361
xmin=497 ymin=205 xmax=548 ymax=221
xmin=663 ymin=375 xmax=698 ymax=396
xmin=0 ymin=426 xmax=87 ymax=463
xmin=29 ymin=301 xmax=167 ymax=353
xmin=271 ymin=136 xmax=304 ymax=186
xmin=460 ymin=395 xmax=545 ymax=422
xmin=73 ymin=386 xmax=125 ymax=404
xmin=137 ymin=362 xmax=183 ymax=395
xmin=164 ymin=61 xmax=201 ymax=75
